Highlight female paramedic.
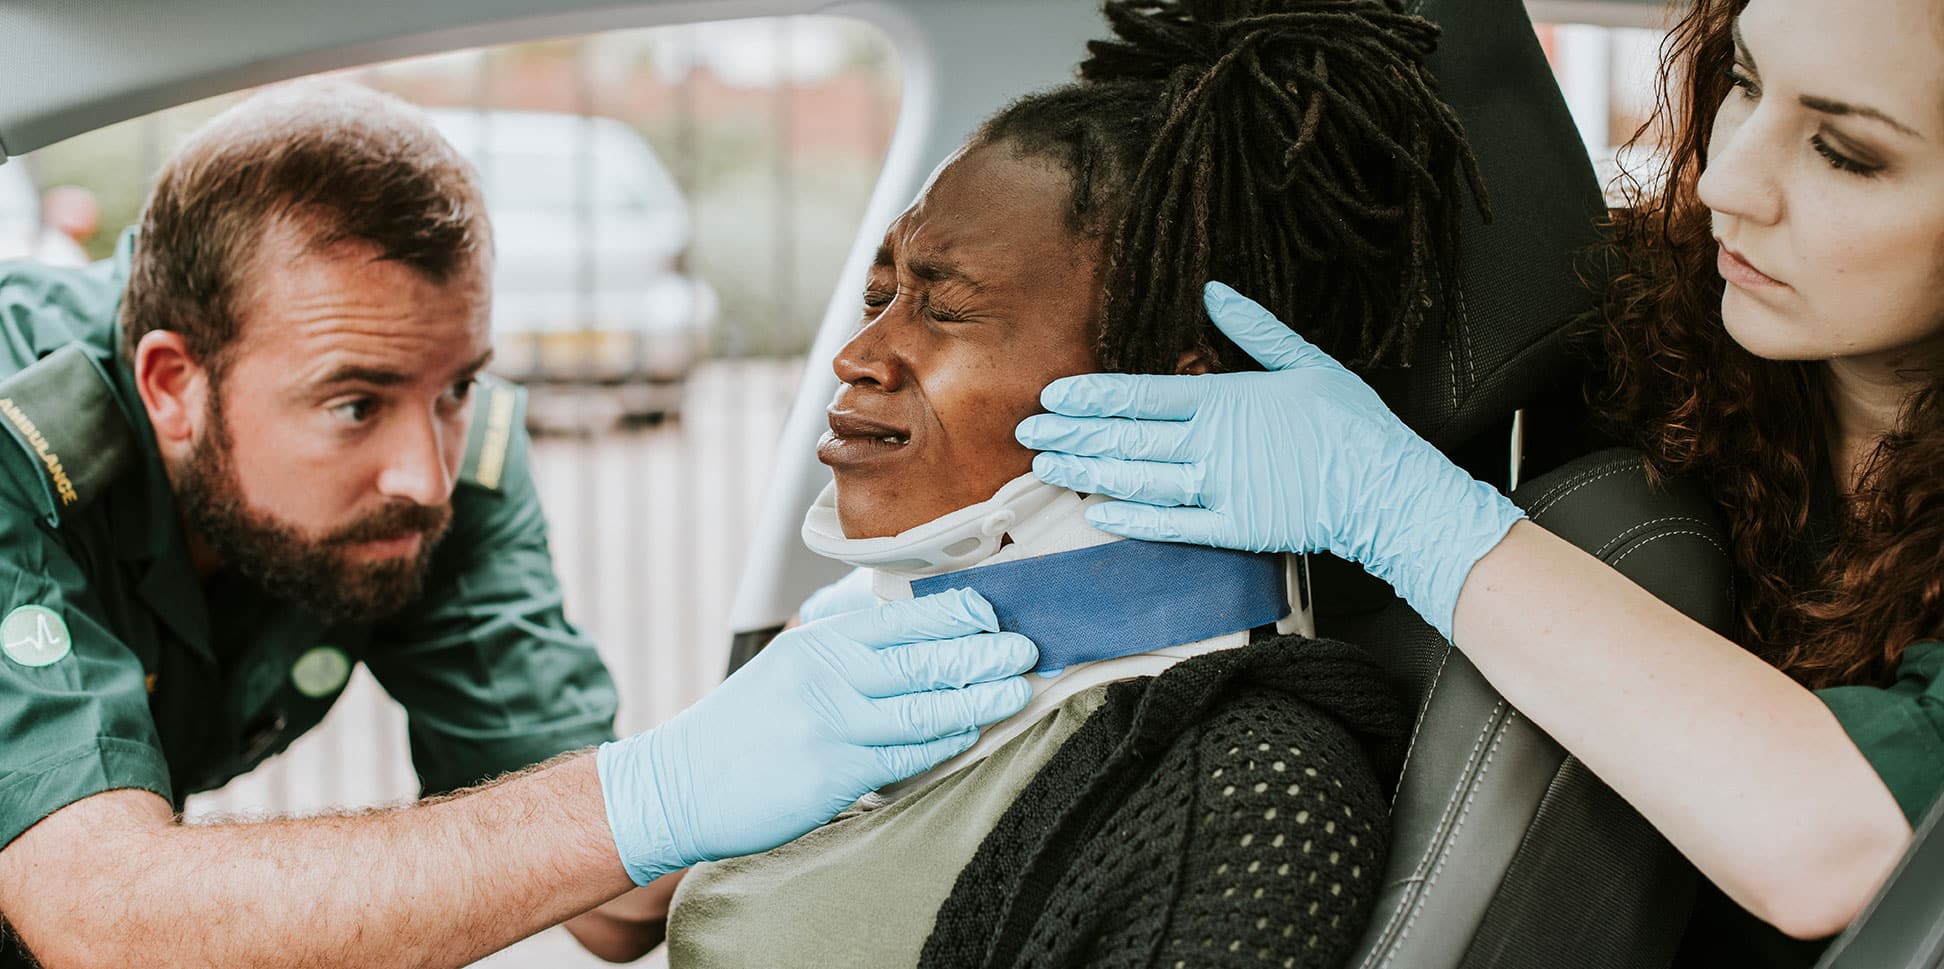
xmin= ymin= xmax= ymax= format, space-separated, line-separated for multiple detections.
xmin=1015 ymin=0 xmax=1942 ymax=963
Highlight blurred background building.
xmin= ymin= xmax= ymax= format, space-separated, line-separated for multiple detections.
xmin=0 ymin=9 xmax=1677 ymax=966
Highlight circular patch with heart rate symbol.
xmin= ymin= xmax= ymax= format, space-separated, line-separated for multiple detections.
xmin=2 ymin=605 xmax=71 ymax=668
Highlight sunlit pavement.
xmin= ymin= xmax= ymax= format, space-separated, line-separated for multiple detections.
xmin=184 ymin=358 xmax=808 ymax=967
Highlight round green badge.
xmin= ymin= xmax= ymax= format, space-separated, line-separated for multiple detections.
xmin=291 ymin=645 xmax=351 ymax=698
xmin=2 ymin=605 xmax=71 ymax=668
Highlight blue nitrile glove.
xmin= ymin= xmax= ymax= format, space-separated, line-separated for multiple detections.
xmin=797 ymin=566 xmax=876 ymax=624
xmin=595 ymin=588 xmax=1035 ymax=884
xmin=1015 ymin=281 xmax=1525 ymax=641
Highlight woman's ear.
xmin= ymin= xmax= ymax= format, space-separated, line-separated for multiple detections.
xmin=1174 ymin=348 xmax=1215 ymax=376
xmin=133 ymin=329 xmax=208 ymax=448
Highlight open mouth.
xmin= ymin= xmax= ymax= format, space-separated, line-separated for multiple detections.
xmin=819 ymin=410 xmax=913 ymax=466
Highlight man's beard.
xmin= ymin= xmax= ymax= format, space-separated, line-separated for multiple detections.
xmin=174 ymin=393 xmax=454 ymax=625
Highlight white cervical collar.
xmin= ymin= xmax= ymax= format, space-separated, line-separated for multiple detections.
xmin=801 ymin=472 xmax=1099 ymax=579
xmin=801 ymin=472 xmax=1247 ymax=800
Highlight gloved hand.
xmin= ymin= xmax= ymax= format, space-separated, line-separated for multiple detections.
xmin=596 ymin=588 xmax=1035 ymax=885
xmin=1015 ymin=281 xmax=1524 ymax=641
xmin=796 ymin=566 xmax=876 ymax=624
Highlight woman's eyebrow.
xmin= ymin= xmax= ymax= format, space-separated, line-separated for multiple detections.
xmin=1732 ymin=19 xmax=1923 ymax=141
xmin=910 ymin=255 xmax=983 ymax=290
xmin=1799 ymin=95 xmax=1923 ymax=140
xmin=872 ymin=240 xmax=983 ymax=289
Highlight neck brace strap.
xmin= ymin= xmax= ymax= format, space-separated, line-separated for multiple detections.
xmin=911 ymin=540 xmax=1288 ymax=673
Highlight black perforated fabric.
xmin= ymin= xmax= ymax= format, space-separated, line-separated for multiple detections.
xmin=919 ymin=637 xmax=1405 ymax=969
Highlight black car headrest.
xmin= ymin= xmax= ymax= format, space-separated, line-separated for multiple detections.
xmin=1370 ymin=0 xmax=1609 ymax=452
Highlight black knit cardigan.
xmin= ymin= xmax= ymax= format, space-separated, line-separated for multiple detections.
xmin=919 ymin=635 xmax=1406 ymax=969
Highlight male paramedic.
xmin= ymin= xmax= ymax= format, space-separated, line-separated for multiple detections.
xmin=0 ymin=82 xmax=1036 ymax=968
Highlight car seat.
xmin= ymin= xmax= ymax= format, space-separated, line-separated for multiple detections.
xmin=1318 ymin=1 xmax=1739 ymax=966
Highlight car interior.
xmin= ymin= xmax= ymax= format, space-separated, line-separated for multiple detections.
xmin=1 ymin=0 xmax=1938 ymax=965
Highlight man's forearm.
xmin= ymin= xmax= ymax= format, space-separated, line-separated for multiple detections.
xmin=14 ymin=752 xmax=632 ymax=969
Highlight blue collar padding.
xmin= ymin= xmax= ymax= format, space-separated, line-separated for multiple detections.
xmin=909 ymin=541 xmax=1288 ymax=673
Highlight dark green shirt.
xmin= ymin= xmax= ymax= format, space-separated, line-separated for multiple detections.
xmin=1821 ymin=641 xmax=1944 ymax=825
xmin=0 ymin=234 xmax=618 ymax=855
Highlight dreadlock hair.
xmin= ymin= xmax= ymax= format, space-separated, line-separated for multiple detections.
xmin=974 ymin=0 xmax=1486 ymax=375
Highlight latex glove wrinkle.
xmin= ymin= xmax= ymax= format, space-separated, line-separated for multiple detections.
xmin=596 ymin=588 xmax=1035 ymax=884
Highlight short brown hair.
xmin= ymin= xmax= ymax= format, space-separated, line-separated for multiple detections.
xmin=120 ymin=79 xmax=490 ymax=373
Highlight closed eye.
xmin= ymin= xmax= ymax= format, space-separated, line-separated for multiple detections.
xmin=1725 ymin=64 xmax=1759 ymax=101
xmin=919 ymin=292 xmax=971 ymax=323
xmin=1811 ymin=135 xmax=1881 ymax=176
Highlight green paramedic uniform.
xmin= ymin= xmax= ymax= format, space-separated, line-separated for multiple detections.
xmin=0 ymin=234 xmax=619 ymax=868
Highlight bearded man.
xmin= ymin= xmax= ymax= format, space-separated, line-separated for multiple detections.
xmin=0 ymin=82 xmax=1035 ymax=969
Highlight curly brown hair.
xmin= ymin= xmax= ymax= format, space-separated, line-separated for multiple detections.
xmin=1590 ymin=0 xmax=1944 ymax=688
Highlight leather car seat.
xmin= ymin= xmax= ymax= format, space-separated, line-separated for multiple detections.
xmin=1336 ymin=451 xmax=1732 ymax=969
xmin=1312 ymin=0 xmax=1739 ymax=966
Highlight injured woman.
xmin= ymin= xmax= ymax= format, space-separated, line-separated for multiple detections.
xmin=665 ymin=0 xmax=1484 ymax=965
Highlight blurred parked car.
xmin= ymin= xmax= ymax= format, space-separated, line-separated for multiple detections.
xmin=427 ymin=109 xmax=718 ymax=414
xmin=0 ymin=162 xmax=93 ymax=267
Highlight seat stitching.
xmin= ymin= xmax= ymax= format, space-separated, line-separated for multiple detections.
xmin=1391 ymin=644 xmax=1453 ymax=788
xmin=1357 ymin=659 xmax=1483 ymax=969
xmin=1528 ymin=462 xmax=1635 ymax=519
xmin=1610 ymin=529 xmax=1727 ymax=568
xmin=1591 ymin=516 xmax=1711 ymax=560
xmin=1522 ymin=458 xmax=1625 ymax=512
xmin=1381 ymin=707 xmax=1518 ymax=966
xmin=1608 ymin=530 xmax=1735 ymax=607
xmin=1364 ymin=700 xmax=1506 ymax=969
xmin=1362 ymin=698 xmax=1501 ymax=967
xmin=1445 ymin=314 xmax=1461 ymax=414
xmin=1454 ymin=284 xmax=1476 ymax=412
xmin=1516 ymin=457 xmax=1640 ymax=517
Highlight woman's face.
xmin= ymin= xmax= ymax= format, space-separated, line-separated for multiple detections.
xmin=819 ymin=142 xmax=1103 ymax=538
xmin=1699 ymin=0 xmax=1944 ymax=371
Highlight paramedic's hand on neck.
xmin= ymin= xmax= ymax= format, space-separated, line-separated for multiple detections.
xmin=598 ymin=587 xmax=1036 ymax=883
xmin=1017 ymin=281 xmax=1522 ymax=639
xmin=0 ymin=589 xmax=1032 ymax=969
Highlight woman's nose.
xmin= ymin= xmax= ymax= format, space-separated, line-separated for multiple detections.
xmin=832 ymin=318 xmax=905 ymax=391
xmin=1698 ymin=107 xmax=1785 ymax=228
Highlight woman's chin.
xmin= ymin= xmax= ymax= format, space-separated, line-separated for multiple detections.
xmin=834 ymin=490 xmax=919 ymax=541
xmin=1720 ymin=291 xmax=1821 ymax=362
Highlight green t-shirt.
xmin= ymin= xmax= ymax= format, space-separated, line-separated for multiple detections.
xmin=0 ymin=234 xmax=618 ymax=856
xmin=1820 ymin=640 xmax=1944 ymax=825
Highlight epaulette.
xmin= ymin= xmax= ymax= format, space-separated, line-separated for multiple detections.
xmin=457 ymin=375 xmax=526 ymax=493
xmin=0 ymin=344 xmax=137 ymax=526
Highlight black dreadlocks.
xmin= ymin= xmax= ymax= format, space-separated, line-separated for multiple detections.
xmin=977 ymin=0 xmax=1486 ymax=373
